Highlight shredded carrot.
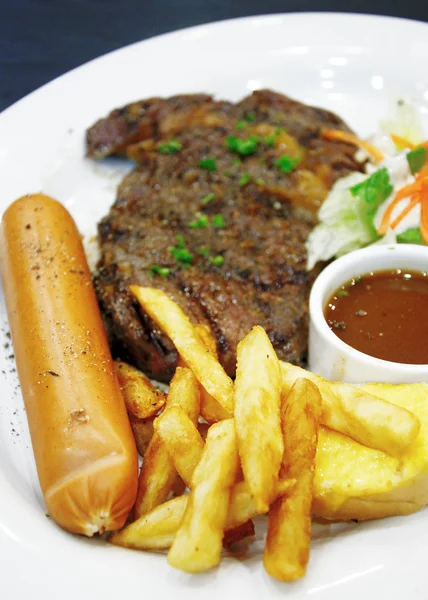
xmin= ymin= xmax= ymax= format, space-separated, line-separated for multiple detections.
xmin=378 ymin=195 xmax=408 ymax=235
xmin=390 ymin=133 xmax=415 ymax=150
xmin=321 ymin=129 xmax=385 ymax=162
xmin=390 ymin=194 xmax=421 ymax=230
xmin=420 ymin=180 xmax=428 ymax=244
xmin=378 ymin=165 xmax=428 ymax=234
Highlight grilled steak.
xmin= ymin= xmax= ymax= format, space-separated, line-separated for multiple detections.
xmin=89 ymin=90 xmax=364 ymax=382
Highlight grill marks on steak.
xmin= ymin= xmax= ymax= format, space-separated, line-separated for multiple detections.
xmin=91 ymin=90 xmax=364 ymax=381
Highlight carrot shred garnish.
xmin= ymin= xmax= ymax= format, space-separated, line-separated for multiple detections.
xmin=390 ymin=194 xmax=421 ymax=230
xmin=390 ymin=133 xmax=415 ymax=150
xmin=378 ymin=195 xmax=408 ymax=235
xmin=420 ymin=180 xmax=428 ymax=245
xmin=321 ymin=129 xmax=385 ymax=162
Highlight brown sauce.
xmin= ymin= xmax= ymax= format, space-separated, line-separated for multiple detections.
xmin=325 ymin=269 xmax=428 ymax=364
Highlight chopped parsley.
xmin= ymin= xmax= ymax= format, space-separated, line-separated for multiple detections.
xmin=149 ymin=265 xmax=171 ymax=278
xmin=226 ymin=136 xmax=259 ymax=156
xmin=169 ymin=247 xmax=194 ymax=265
xmin=236 ymin=119 xmax=247 ymax=131
xmin=212 ymin=214 xmax=225 ymax=228
xmin=189 ymin=215 xmax=209 ymax=229
xmin=239 ymin=172 xmax=251 ymax=187
xmin=275 ymin=155 xmax=300 ymax=173
xmin=350 ymin=168 xmax=393 ymax=237
xmin=209 ymin=255 xmax=224 ymax=266
xmin=336 ymin=289 xmax=349 ymax=297
xmin=407 ymin=147 xmax=427 ymax=174
xmin=158 ymin=140 xmax=182 ymax=154
xmin=199 ymin=158 xmax=217 ymax=172
xmin=196 ymin=247 xmax=210 ymax=257
xmin=397 ymin=227 xmax=425 ymax=245
xmin=175 ymin=234 xmax=186 ymax=249
xmin=201 ymin=193 xmax=215 ymax=206
xmin=263 ymin=127 xmax=284 ymax=147
xmin=169 ymin=235 xmax=193 ymax=265
xmin=231 ymin=157 xmax=241 ymax=165
xmin=255 ymin=178 xmax=265 ymax=186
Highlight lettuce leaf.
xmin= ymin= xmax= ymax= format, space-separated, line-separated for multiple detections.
xmin=306 ymin=169 xmax=393 ymax=270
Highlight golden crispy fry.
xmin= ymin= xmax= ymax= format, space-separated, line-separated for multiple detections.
xmin=178 ymin=322 xmax=232 ymax=422
xmin=264 ymin=378 xmax=322 ymax=582
xmin=129 ymin=414 xmax=154 ymax=456
xmin=111 ymin=496 xmax=187 ymax=550
xmin=226 ymin=478 xmax=295 ymax=529
xmin=114 ymin=360 xmax=166 ymax=419
xmin=194 ymin=324 xmax=232 ymax=422
xmin=234 ymin=326 xmax=283 ymax=512
xmin=112 ymin=478 xmax=295 ymax=551
xmin=168 ymin=419 xmax=239 ymax=573
xmin=129 ymin=286 xmax=234 ymax=413
xmin=133 ymin=367 xmax=200 ymax=519
xmin=280 ymin=362 xmax=420 ymax=456
xmin=223 ymin=520 xmax=255 ymax=551
xmin=154 ymin=406 xmax=205 ymax=487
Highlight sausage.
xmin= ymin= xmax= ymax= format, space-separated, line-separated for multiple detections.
xmin=0 ymin=194 xmax=139 ymax=536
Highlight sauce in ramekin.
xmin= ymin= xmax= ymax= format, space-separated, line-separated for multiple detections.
xmin=325 ymin=269 xmax=428 ymax=364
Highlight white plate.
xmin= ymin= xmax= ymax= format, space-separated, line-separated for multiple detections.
xmin=1 ymin=12 xmax=428 ymax=599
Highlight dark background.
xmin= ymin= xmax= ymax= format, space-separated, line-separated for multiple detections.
xmin=1 ymin=0 xmax=428 ymax=112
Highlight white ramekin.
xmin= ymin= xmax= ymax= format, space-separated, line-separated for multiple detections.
xmin=308 ymin=244 xmax=428 ymax=384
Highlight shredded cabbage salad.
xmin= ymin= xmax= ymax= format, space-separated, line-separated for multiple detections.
xmin=306 ymin=99 xmax=428 ymax=270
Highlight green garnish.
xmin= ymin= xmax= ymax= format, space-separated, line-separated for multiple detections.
xmin=236 ymin=119 xmax=247 ymax=131
xmin=169 ymin=247 xmax=194 ymax=265
xmin=149 ymin=265 xmax=171 ymax=278
xmin=226 ymin=136 xmax=259 ymax=156
xmin=212 ymin=214 xmax=225 ymax=228
xmin=239 ymin=173 xmax=251 ymax=187
xmin=209 ymin=255 xmax=224 ymax=266
xmin=350 ymin=168 xmax=393 ymax=237
xmin=407 ymin=147 xmax=427 ymax=174
xmin=169 ymin=235 xmax=193 ymax=265
xmin=255 ymin=178 xmax=265 ymax=186
xmin=231 ymin=157 xmax=241 ymax=165
xmin=201 ymin=193 xmax=215 ymax=206
xmin=196 ymin=247 xmax=210 ymax=256
xmin=199 ymin=158 xmax=217 ymax=172
xmin=275 ymin=155 xmax=300 ymax=173
xmin=189 ymin=215 xmax=209 ymax=229
xmin=397 ymin=227 xmax=425 ymax=245
xmin=336 ymin=289 xmax=349 ymax=297
xmin=158 ymin=140 xmax=182 ymax=154
xmin=263 ymin=127 xmax=284 ymax=147
xmin=175 ymin=234 xmax=186 ymax=249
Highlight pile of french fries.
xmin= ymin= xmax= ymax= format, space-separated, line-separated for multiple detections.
xmin=111 ymin=286 xmax=421 ymax=581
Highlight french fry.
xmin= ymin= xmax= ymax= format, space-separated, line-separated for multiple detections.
xmin=168 ymin=419 xmax=239 ymax=572
xmin=128 ymin=414 xmax=154 ymax=456
xmin=234 ymin=326 xmax=283 ymax=512
xmin=264 ymin=378 xmax=322 ymax=582
xmin=111 ymin=478 xmax=295 ymax=551
xmin=223 ymin=520 xmax=255 ymax=551
xmin=280 ymin=362 xmax=420 ymax=456
xmin=129 ymin=286 xmax=234 ymax=413
xmin=154 ymin=406 xmax=204 ymax=487
xmin=133 ymin=367 xmax=200 ymax=519
xmin=111 ymin=496 xmax=187 ymax=550
xmin=114 ymin=360 xmax=166 ymax=419
xmin=226 ymin=478 xmax=295 ymax=529
xmin=195 ymin=324 xmax=232 ymax=422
